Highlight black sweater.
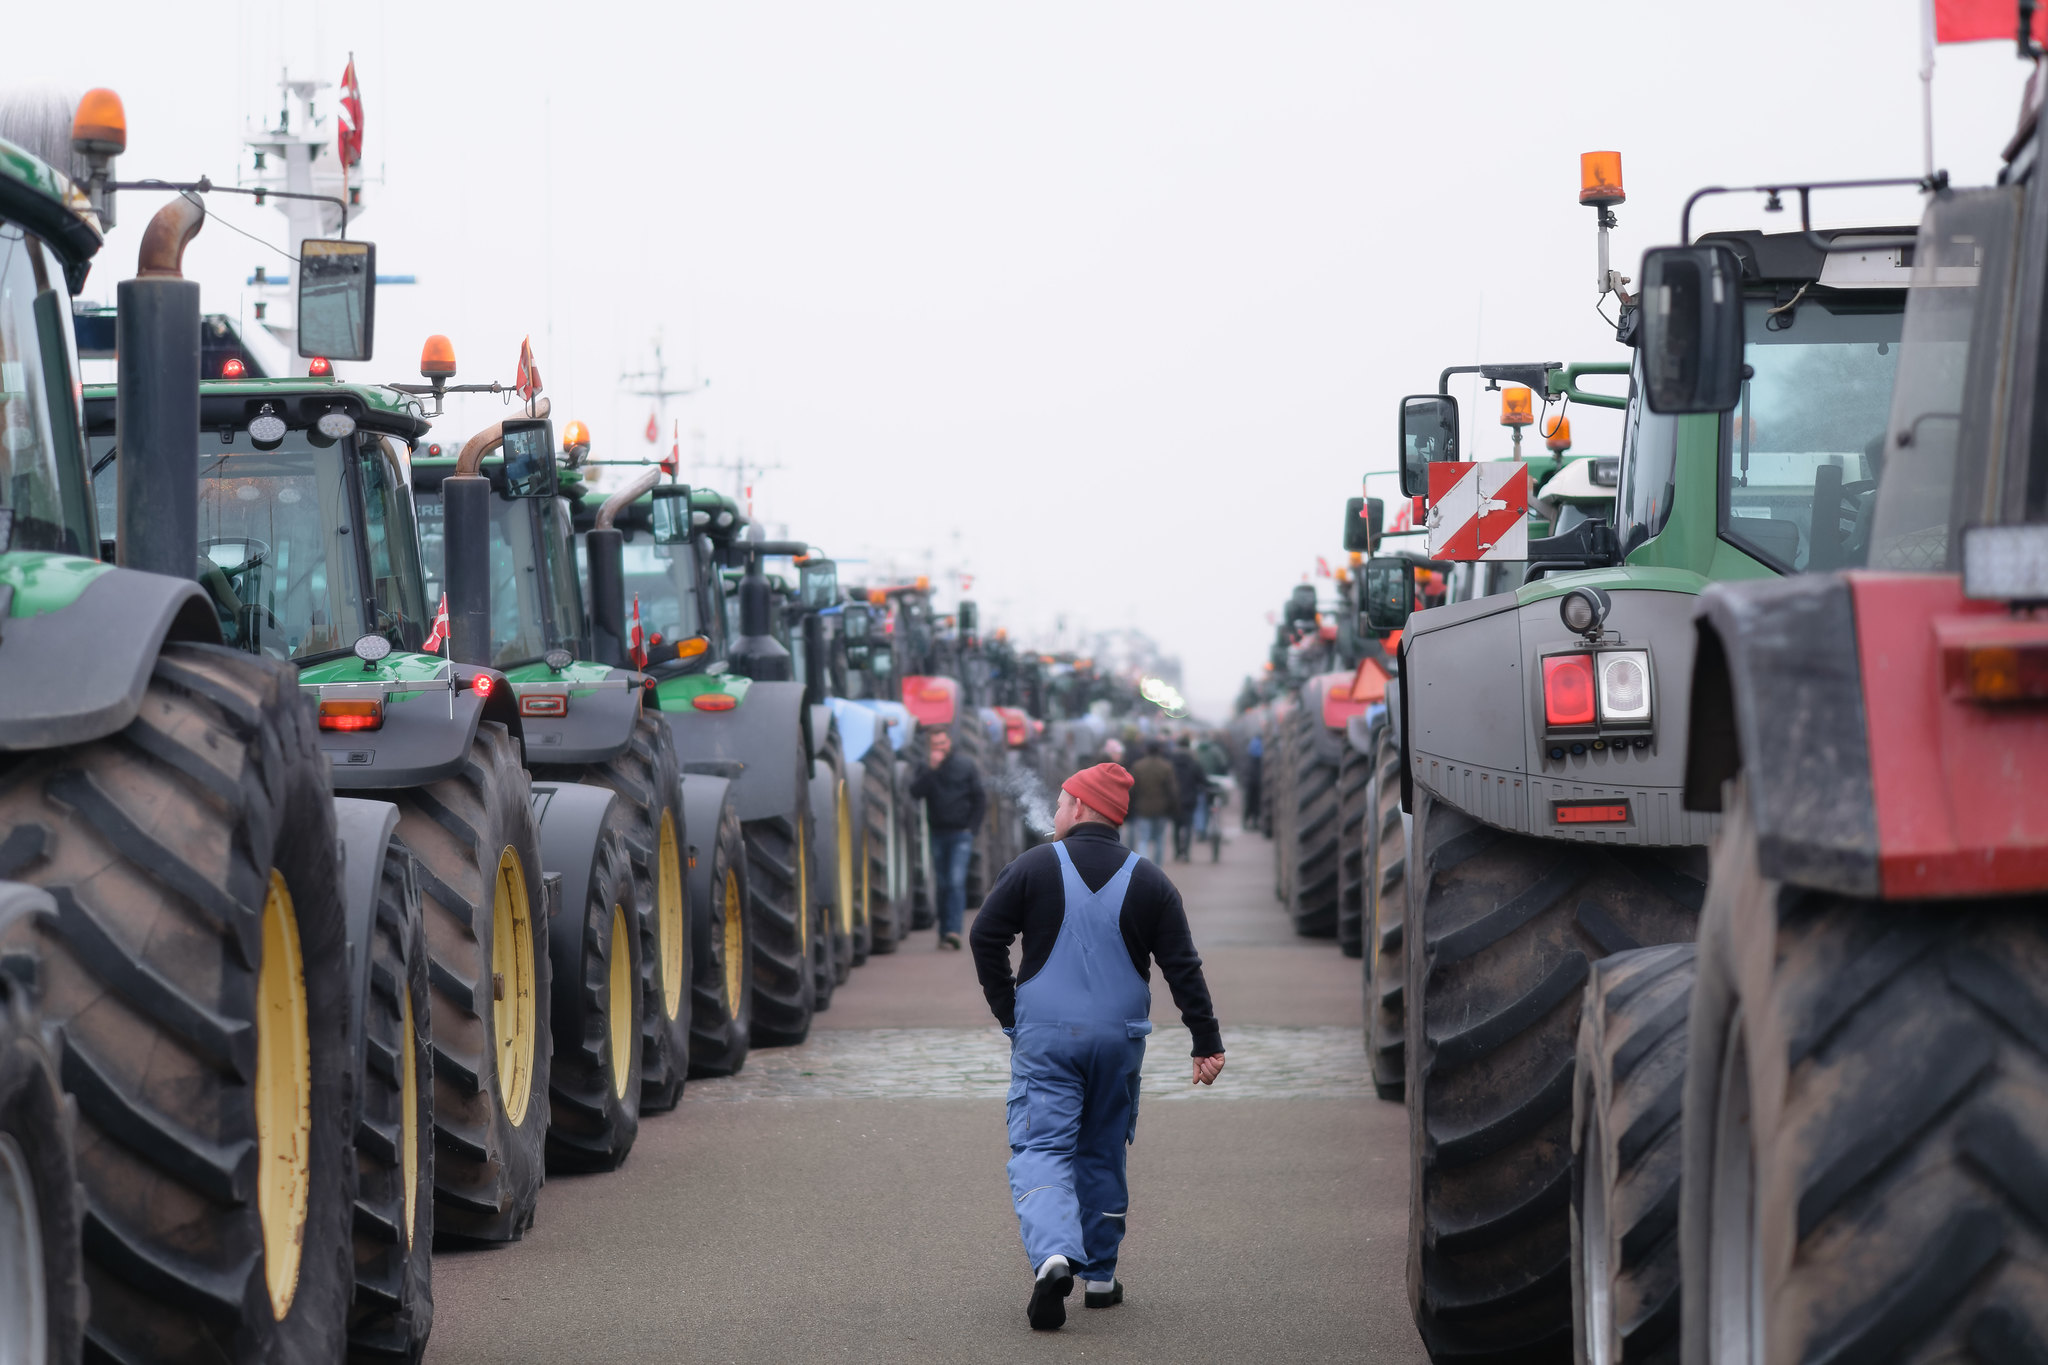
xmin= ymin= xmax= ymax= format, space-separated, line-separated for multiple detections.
xmin=908 ymin=752 xmax=987 ymax=833
xmin=969 ymin=822 xmax=1223 ymax=1056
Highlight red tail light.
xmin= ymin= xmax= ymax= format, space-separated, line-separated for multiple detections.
xmin=318 ymin=699 xmax=383 ymax=731
xmin=1542 ymin=654 xmax=1597 ymax=727
xmin=469 ymin=673 xmax=495 ymax=699
xmin=221 ymin=357 xmax=246 ymax=379
xmin=692 ymin=692 xmax=737 ymax=712
xmin=520 ymin=694 xmax=567 ymax=717
xmin=308 ymin=356 xmax=332 ymax=377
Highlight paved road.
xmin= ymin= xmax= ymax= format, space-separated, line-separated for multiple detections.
xmin=427 ymin=823 xmax=1425 ymax=1364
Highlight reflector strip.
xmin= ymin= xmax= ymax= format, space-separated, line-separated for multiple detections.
xmin=520 ymin=694 xmax=568 ymax=717
xmin=1555 ymin=802 xmax=1629 ymax=824
xmin=318 ymin=699 xmax=383 ymax=732
xmin=692 ymin=693 xmax=738 ymax=712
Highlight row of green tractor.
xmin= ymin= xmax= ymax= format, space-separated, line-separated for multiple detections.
xmin=1241 ymin=121 xmax=2048 ymax=1363
xmin=0 ymin=90 xmax=1091 ymax=1364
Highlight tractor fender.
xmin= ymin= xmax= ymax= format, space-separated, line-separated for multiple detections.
xmin=0 ymin=565 xmax=219 ymax=751
xmin=1295 ymin=676 xmax=1351 ymax=767
xmin=827 ymin=697 xmax=883 ymax=765
xmin=518 ymin=673 xmax=640 ymax=766
xmin=1683 ymin=575 xmax=1879 ymax=896
xmin=808 ymin=703 xmax=839 ymax=763
xmin=678 ymin=773 xmax=734 ymax=940
xmin=661 ymin=679 xmax=810 ymax=823
xmin=1401 ymin=583 xmax=1713 ymax=846
xmin=332 ymin=797 xmax=408 ymax=1076
xmin=325 ymin=687 xmax=492 ymax=790
xmin=530 ymin=782 xmax=622 ymax=1023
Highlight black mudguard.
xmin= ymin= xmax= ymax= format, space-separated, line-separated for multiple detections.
xmin=0 ymin=566 xmax=219 ymax=751
xmin=530 ymin=782 xmax=622 ymax=1030
xmin=679 ymin=773 xmax=734 ymax=941
xmin=324 ymin=662 xmax=523 ymax=790
xmin=661 ymin=680 xmax=811 ymax=824
xmin=332 ymin=798 xmax=408 ymax=1075
xmin=808 ymin=704 xmax=836 ymax=763
xmin=1684 ymin=575 xmax=1880 ymax=896
xmin=518 ymin=671 xmax=641 ymax=767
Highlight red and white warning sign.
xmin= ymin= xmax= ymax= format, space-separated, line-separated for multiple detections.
xmin=1426 ymin=462 xmax=1529 ymax=561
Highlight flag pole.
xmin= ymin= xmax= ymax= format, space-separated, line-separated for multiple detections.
xmin=1921 ymin=0 xmax=1937 ymax=179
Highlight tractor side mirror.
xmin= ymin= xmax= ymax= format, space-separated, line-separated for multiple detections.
xmin=800 ymin=557 xmax=838 ymax=610
xmin=1342 ymin=496 xmax=1385 ymax=553
xmin=1400 ymin=394 xmax=1459 ymax=498
xmin=1363 ymin=557 xmax=1416 ymax=633
xmin=297 ymin=239 xmax=376 ymax=361
xmin=649 ymin=485 xmax=692 ymax=543
xmin=500 ymin=418 xmax=557 ymax=497
xmin=1639 ymin=244 xmax=1745 ymax=414
xmin=958 ymin=600 xmax=978 ymax=635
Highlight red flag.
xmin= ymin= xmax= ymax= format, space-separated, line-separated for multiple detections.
xmin=1315 ymin=556 xmax=1331 ymax=578
xmin=421 ymin=592 xmax=450 ymax=654
xmin=662 ymin=420 xmax=678 ymax=475
xmin=629 ymin=594 xmax=649 ymax=668
xmin=1935 ymin=0 xmax=2048 ymax=42
xmin=644 ymin=412 xmax=658 ymax=443
xmin=337 ymin=59 xmax=364 ymax=169
xmin=514 ymin=337 xmax=542 ymax=401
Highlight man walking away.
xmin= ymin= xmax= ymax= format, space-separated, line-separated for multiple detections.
xmin=909 ymin=726 xmax=986 ymax=949
xmin=1167 ymin=736 xmax=1205 ymax=862
xmin=1128 ymin=741 xmax=1177 ymax=864
xmin=970 ymin=762 xmax=1225 ymax=1330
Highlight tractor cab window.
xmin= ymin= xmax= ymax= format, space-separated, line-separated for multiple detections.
xmin=417 ymin=482 xmax=582 ymax=668
xmin=539 ymin=496 xmax=586 ymax=655
xmin=1868 ymin=187 xmax=2019 ymax=570
xmin=615 ymin=533 xmax=706 ymax=647
xmin=0 ymin=225 xmax=93 ymax=554
xmin=1720 ymin=293 xmax=1905 ymax=572
xmin=1615 ymin=355 xmax=1680 ymax=555
xmin=190 ymin=428 xmax=417 ymax=660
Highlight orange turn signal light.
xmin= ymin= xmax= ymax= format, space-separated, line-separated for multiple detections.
xmin=692 ymin=692 xmax=738 ymax=712
xmin=674 ymin=636 xmax=710 ymax=660
xmin=914 ymin=576 xmax=930 ymax=591
xmin=1938 ymin=617 xmax=2048 ymax=702
xmin=1580 ymin=150 xmax=1624 ymax=207
xmin=1500 ymin=387 xmax=1534 ymax=427
xmin=318 ymin=699 xmax=383 ymax=731
xmin=919 ymin=685 xmax=950 ymax=702
xmin=1545 ymin=415 xmax=1571 ymax=451
xmin=72 ymin=88 xmax=127 ymax=156
xmin=420 ymin=334 xmax=457 ymax=379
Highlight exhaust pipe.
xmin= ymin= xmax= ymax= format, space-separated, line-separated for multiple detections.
xmin=586 ymin=466 xmax=664 ymax=668
xmin=443 ymin=397 xmax=548 ymax=665
xmin=117 ymin=195 xmax=203 ymax=579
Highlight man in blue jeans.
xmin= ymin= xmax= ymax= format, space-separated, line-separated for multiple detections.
xmin=909 ymin=726 xmax=986 ymax=949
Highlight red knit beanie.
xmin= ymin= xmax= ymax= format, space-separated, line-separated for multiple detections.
xmin=1062 ymin=763 xmax=1134 ymax=826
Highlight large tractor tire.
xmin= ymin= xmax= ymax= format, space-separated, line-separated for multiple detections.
xmin=813 ymin=727 xmax=856 ymax=995
xmin=684 ymin=781 xmax=752 ymax=1078
xmin=1364 ymin=728 xmax=1407 ymax=1103
xmin=1335 ymin=735 xmax=1373 ymax=957
xmin=0 ymin=644 xmax=355 ymax=1361
xmin=1680 ymin=780 xmax=2048 ymax=1365
xmin=1404 ymin=788 xmax=1704 ymax=1365
xmin=543 ymin=802 xmax=644 ymax=1174
xmin=379 ymin=724 xmax=552 ymax=1246
xmin=746 ymin=748 xmax=818 ymax=1049
xmin=1571 ymin=944 xmax=1693 ymax=1365
xmin=345 ymin=833 xmax=434 ymax=1363
xmin=1288 ymin=708 xmax=1341 ymax=938
xmin=861 ymin=739 xmax=906 ymax=954
xmin=535 ymin=713 xmax=690 ymax=1113
xmin=0 ymin=884 xmax=84 ymax=1365
xmin=1270 ymin=707 xmax=1298 ymax=903
xmin=907 ymin=784 xmax=936 ymax=933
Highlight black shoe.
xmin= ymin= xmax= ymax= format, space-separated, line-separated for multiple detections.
xmin=1084 ymin=1280 xmax=1123 ymax=1309
xmin=1027 ymin=1259 xmax=1074 ymax=1331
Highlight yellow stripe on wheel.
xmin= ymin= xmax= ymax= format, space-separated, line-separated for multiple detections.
xmin=609 ymin=903 xmax=634 ymax=1099
xmin=492 ymin=848 xmax=537 ymax=1126
xmin=255 ymin=870 xmax=311 ymax=1320
xmin=657 ymin=810 xmax=684 ymax=1021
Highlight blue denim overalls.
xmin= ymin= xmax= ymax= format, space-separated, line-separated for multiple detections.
xmin=1005 ymin=841 xmax=1152 ymax=1280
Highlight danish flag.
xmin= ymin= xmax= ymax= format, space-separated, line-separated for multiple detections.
xmin=1425 ymin=462 xmax=1529 ymax=561
xmin=644 ymin=412 xmax=659 ymax=444
xmin=422 ymin=592 xmax=451 ymax=653
xmin=514 ymin=337 xmax=542 ymax=401
xmin=337 ymin=59 xmax=364 ymax=169
xmin=629 ymin=594 xmax=649 ymax=668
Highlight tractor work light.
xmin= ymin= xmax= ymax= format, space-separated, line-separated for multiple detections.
xmin=318 ymin=699 xmax=383 ymax=731
xmin=692 ymin=692 xmax=737 ymax=712
xmin=1963 ymin=524 xmax=2048 ymax=601
xmin=1597 ymin=650 xmax=1652 ymax=722
xmin=1559 ymin=586 xmax=1611 ymax=638
xmin=249 ymin=405 xmax=287 ymax=448
xmin=71 ymin=88 xmax=127 ymax=156
xmin=1542 ymin=654 xmax=1598 ymax=727
xmin=421 ymin=334 xmax=457 ymax=377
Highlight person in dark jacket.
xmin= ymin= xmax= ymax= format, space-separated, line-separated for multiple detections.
xmin=908 ymin=726 xmax=986 ymax=949
xmin=971 ymin=762 xmax=1225 ymax=1330
xmin=1127 ymin=742 xmax=1178 ymax=864
xmin=1166 ymin=736 xmax=1205 ymax=862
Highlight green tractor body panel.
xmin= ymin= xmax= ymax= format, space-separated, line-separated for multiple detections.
xmin=655 ymin=672 xmax=753 ymax=710
xmin=0 ymin=551 xmax=114 ymax=617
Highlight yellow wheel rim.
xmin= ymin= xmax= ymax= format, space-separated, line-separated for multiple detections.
xmin=722 ymin=868 xmax=744 ymax=1017
xmin=835 ymin=782 xmax=854 ymax=937
xmin=860 ymin=822 xmax=871 ymax=928
xmin=400 ymin=987 xmax=419 ymax=1250
xmin=491 ymin=848 xmax=537 ymax=1126
xmin=254 ymin=870 xmax=310 ymax=1321
xmin=657 ymin=810 xmax=684 ymax=1021
xmin=608 ymin=903 xmax=634 ymax=1099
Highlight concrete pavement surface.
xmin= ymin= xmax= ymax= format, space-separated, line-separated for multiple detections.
xmin=426 ymin=825 xmax=1426 ymax=1364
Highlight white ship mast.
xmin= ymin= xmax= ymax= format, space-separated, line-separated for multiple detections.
xmin=242 ymin=70 xmax=365 ymax=369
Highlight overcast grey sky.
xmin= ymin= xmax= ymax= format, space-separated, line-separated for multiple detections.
xmin=17 ymin=1 xmax=2036 ymax=714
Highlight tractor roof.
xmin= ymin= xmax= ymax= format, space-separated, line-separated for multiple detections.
xmin=83 ymin=378 xmax=432 ymax=440
xmin=1698 ymin=226 xmax=1917 ymax=289
xmin=0 ymin=134 xmax=102 ymax=278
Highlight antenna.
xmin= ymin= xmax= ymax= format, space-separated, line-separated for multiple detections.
xmin=620 ymin=336 xmax=708 ymax=445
